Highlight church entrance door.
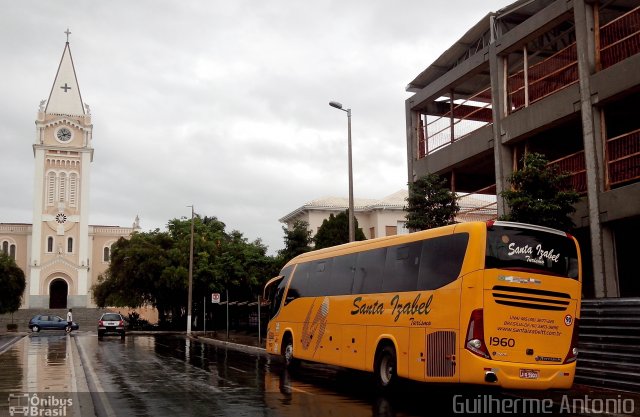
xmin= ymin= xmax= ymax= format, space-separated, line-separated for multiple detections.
xmin=49 ymin=279 xmax=68 ymax=309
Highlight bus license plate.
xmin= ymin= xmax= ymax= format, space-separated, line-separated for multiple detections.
xmin=519 ymin=369 xmax=539 ymax=379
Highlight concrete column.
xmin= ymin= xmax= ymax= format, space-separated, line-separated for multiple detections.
xmin=77 ymin=150 xmax=91 ymax=303
xmin=30 ymin=146 xmax=45 ymax=265
xmin=574 ymin=0 xmax=614 ymax=297
xmin=405 ymin=100 xmax=420 ymax=182
xmin=489 ymin=46 xmax=513 ymax=217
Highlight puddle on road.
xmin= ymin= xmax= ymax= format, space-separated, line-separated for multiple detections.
xmin=0 ymin=334 xmax=74 ymax=392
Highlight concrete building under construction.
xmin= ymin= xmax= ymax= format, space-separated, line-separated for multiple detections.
xmin=405 ymin=0 xmax=639 ymax=300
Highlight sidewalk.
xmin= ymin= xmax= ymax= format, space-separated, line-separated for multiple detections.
xmin=189 ymin=330 xmax=268 ymax=356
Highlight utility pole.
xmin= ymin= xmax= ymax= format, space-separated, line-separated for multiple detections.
xmin=186 ymin=205 xmax=195 ymax=335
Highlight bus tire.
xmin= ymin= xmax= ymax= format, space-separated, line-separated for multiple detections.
xmin=281 ymin=333 xmax=298 ymax=368
xmin=374 ymin=344 xmax=397 ymax=390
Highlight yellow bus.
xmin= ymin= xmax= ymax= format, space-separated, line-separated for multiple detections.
xmin=264 ymin=221 xmax=581 ymax=390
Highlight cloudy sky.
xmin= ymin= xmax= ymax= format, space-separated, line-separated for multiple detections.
xmin=1 ymin=0 xmax=507 ymax=254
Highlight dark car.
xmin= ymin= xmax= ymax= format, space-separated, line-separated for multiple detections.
xmin=28 ymin=315 xmax=79 ymax=333
xmin=98 ymin=313 xmax=126 ymax=340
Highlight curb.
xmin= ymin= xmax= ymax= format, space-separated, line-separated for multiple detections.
xmin=189 ymin=335 xmax=270 ymax=357
xmin=0 ymin=333 xmax=27 ymax=355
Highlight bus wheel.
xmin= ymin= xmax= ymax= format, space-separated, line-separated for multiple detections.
xmin=282 ymin=334 xmax=297 ymax=368
xmin=374 ymin=345 xmax=397 ymax=389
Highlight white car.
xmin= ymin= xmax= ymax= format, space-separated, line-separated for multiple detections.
xmin=97 ymin=313 xmax=126 ymax=340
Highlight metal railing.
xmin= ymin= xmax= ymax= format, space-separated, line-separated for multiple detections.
xmin=547 ymin=151 xmax=587 ymax=193
xmin=455 ymin=186 xmax=498 ymax=222
xmin=607 ymin=128 xmax=640 ymax=188
xmin=508 ymin=43 xmax=579 ymax=113
xmin=419 ymin=86 xmax=492 ymax=157
xmin=600 ymin=5 xmax=640 ymax=69
xmin=534 ymin=128 xmax=639 ymax=193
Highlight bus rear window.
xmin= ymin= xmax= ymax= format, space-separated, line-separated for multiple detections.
xmin=485 ymin=225 xmax=579 ymax=279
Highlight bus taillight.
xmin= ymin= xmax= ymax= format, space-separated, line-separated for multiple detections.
xmin=564 ymin=317 xmax=580 ymax=364
xmin=465 ymin=309 xmax=491 ymax=359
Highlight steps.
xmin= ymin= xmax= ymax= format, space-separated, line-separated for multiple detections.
xmin=576 ymin=298 xmax=640 ymax=392
xmin=0 ymin=307 xmax=118 ymax=333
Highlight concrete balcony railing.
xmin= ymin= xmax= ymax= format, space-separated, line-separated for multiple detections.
xmin=547 ymin=128 xmax=640 ymax=193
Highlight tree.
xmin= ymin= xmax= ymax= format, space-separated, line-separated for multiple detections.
xmin=0 ymin=253 xmax=26 ymax=316
xmin=314 ymin=210 xmax=366 ymax=249
xmin=500 ymin=152 xmax=580 ymax=231
xmin=277 ymin=220 xmax=313 ymax=265
xmin=405 ymin=173 xmax=459 ymax=231
xmin=92 ymin=214 xmax=278 ymax=328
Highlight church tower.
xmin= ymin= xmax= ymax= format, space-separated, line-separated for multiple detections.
xmin=28 ymin=34 xmax=94 ymax=308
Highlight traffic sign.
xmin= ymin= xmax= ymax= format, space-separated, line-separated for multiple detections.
xmin=211 ymin=293 xmax=221 ymax=304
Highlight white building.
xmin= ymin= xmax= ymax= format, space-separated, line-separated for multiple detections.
xmin=280 ymin=190 xmax=497 ymax=239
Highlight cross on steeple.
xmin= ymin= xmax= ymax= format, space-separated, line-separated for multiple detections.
xmin=65 ymin=28 xmax=71 ymax=43
xmin=60 ymin=83 xmax=71 ymax=92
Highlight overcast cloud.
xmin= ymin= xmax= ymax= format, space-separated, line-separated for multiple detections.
xmin=0 ymin=0 xmax=507 ymax=254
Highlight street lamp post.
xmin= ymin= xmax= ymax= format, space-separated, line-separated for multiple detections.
xmin=329 ymin=101 xmax=355 ymax=242
xmin=186 ymin=205 xmax=195 ymax=335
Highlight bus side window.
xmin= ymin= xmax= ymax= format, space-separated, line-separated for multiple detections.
xmin=382 ymin=241 xmax=422 ymax=292
xmin=285 ymin=262 xmax=311 ymax=304
xmin=353 ymin=248 xmax=387 ymax=294
xmin=307 ymin=259 xmax=334 ymax=297
xmin=327 ymin=253 xmax=357 ymax=296
xmin=418 ymin=233 xmax=469 ymax=290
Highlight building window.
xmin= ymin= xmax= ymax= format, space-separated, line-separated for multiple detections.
xmin=103 ymin=246 xmax=110 ymax=262
xmin=47 ymin=236 xmax=54 ymax=253
xmin=369 ymin=227 xmax=376 ymax=239
xmin=2 ymin=241 xmax=17 ymax=260
xmin=47 ymin=172 xmax=56 ymax=206
xmin=69 ymin=173 xmax=78 ymax=207
xmin=58 ymin=172 xmax=67 ymax=203
xmin=385 ymin=226 xmax=398 ymax=236
xmin=67 ymin=237 xmax=73 ymax=253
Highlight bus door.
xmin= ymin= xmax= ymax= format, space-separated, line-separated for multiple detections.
xmin=264 ymin=266 xmax=294 ymax=354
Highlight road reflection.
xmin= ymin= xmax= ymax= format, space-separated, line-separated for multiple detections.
xmin=154 ymin=335 xmax=510 ymax=417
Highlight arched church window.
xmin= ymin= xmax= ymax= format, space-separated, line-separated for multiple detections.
xmin=47 ymin=236 xmax=54 ymax=253
xmin=47 ymin=172 xmax=56 ymax=206
xmin=67 ymin=237 xmax=73 ymax=253
xmin=69 ymin=173 xmax=78 ymax=207
xmin=58 ymin=172 xmax=67 ymax=203
xmin=103 ymin=246 xmax=110 ymax=262
xmin=9 ymin=244 xmax=16 ymax=260
xmin=1 ymin=241 xmax=8 ymax=254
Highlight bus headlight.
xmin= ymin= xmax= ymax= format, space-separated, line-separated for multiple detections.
xmin=468 ymin=339 xmax=482 ymax=349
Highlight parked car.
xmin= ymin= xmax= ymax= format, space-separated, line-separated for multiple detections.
xmin=28 ymin=315 xmax=79 ymax=333
xmin=98 ymin=313 xmax=126 ymax=340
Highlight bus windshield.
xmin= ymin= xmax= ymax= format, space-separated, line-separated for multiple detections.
xmin=485 ymin=223 xmax=579 ymax=279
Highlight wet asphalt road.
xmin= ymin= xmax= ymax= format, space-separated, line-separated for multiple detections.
xmin=0 ymin=333 xmax=584 ymax=417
